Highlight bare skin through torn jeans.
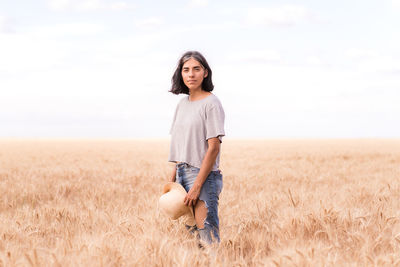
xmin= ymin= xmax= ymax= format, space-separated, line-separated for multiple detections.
xmin=176 ymin=162 xmax=223 ymax=244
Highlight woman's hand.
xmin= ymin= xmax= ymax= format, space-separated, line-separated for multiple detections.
xmin=182 ymin=138 xmax=220 ymax=206
xmin=184 ymin=185 xmax=201 ymax=206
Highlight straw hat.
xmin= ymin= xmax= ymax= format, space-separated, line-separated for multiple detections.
xmin=159 ymin=182 xmax=195 ymax=226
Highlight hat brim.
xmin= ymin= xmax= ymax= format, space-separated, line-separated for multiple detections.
xmin=159 ymin=182 xmax=195 ymax=225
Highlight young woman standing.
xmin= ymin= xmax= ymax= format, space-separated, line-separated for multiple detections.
xmin=168 ymin=51 xmax=225 ymax=245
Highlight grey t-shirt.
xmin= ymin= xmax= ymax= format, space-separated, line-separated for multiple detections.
xmin=168 ymin=93 xmax=225 ymax=171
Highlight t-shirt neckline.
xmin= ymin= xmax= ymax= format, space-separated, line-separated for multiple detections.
xmin=187 ymin=93 xmax=213 ymax=103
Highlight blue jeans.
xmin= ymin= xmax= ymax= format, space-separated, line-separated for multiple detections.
xmin=176 ymin=162 xmax=223 ymax=244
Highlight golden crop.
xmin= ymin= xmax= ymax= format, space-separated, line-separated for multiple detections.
xmin=0 ymin=139 xmax=399 ymax=266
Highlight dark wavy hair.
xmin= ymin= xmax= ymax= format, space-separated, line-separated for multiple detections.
xmin=169 ymin=51 xmax=214 ymax=95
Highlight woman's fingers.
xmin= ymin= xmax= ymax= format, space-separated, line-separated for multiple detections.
xmin=188 ymin=198 xmax=193 ymax=207
xmin=184 ymin=194 xmax=197 ymax=206
xmin=184 ymin=188 xmax=200 ymax=206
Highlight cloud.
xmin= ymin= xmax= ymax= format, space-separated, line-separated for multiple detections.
xmin=108 ymin=2 xmax=131 ymax=10
xmin=226 ymin=49 xmax=281 ymax=64
xmin=47 ymin=0 xmax=70 ymax=10
xmin=0 ymin=15 xmax=16 ymax=33
xmin=0 ymin=34 xmax=68 ymax=73
xmin=345 ymin=48 xmax=378 ymax=60
xmin=31 ymin=22 xmax=106 ymax=36
xmin=306 ymin=56 xmax=323 ymax=66
xmin=345 ymin=48 xmax=400 ymax=75
xmin=360 ymin=57 xmax=400 ymax=75
xmin=0 ymin=22 xmax=104 ymax=73
xmin=245 ymin=5 xmax=315 ymax=27
xmin=135 ymin=17 xmax=164 ymax=29
xmin=392 ymin=0 xmax=400 ymax=9
xmin=188 ymin=0 xmax=208 ymax=8
xmin=47 ymin=0 xmax=134 ymax=11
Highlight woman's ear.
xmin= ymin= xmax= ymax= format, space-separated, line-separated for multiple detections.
xmin=204 ymin=69 xmax=208 ymax=78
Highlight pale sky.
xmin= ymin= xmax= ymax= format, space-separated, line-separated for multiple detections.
xmin=1 ymin=0 xmax=399 ymax=138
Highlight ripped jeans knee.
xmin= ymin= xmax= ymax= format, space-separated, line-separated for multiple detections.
xmin=176 ymin=162 xmax=223 ymax=244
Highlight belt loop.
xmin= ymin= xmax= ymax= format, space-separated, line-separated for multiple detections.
xmin=176 ymin=162 xmax=186 ymax=168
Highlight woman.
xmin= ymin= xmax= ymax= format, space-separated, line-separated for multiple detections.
xmin=168 ymin=51 xmax=225 ymax=245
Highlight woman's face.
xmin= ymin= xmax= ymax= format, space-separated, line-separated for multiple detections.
xmin=181 ymin=58 xmax=208 ymax=91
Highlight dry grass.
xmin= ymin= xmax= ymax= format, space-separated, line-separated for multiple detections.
xmin=0 ymin=139 xmax=400 ymax=266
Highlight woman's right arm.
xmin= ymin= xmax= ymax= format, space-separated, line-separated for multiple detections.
xmin=169 ymin=164 xmax=176 ymax=182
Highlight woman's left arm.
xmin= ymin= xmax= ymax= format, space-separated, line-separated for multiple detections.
xmin=183 ymin=137 xmax=220 ymax=206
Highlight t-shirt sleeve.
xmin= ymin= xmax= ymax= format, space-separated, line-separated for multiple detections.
xmin=205 ymin=104 xmax=225 ymax=143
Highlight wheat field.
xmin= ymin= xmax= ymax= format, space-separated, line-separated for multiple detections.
xmin=0 ymin=139 xmax=399 ymax=266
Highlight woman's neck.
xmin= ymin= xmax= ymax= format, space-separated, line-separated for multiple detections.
xmin=188 ymin=89 xmax=211 ymax=101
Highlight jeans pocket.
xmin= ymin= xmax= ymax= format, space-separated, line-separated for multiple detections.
xmin=190 ymin=166 xmax=200 ymax=173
